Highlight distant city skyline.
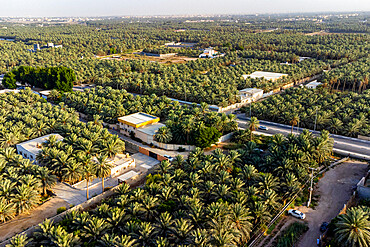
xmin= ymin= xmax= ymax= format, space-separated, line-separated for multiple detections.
xmin=0 ymin=0 xmax=369 ymax=17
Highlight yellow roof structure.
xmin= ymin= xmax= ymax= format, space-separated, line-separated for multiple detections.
xmin=118 ymin=112 xmax=160 ymax=128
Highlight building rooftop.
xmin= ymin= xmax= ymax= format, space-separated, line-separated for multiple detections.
xmin=137 ymin=122 xmax=166 ymax=136
xmin=16 ymin=134 xmax=63 ymax=156
xmin=117 ymin=170 xmax=139 ymax=182
xmin=305 ymin=80 xmax=322 ymax=87
xmin=239 ymin=88 xmax=264 ymax=94
xmin=118 ymin=112 xmax=160 ymax=128
xmin=39 ymin=90 xmax=52 ymax=96
xmin=93 ymin=153 xmax=133 ymax=167
xmin=243 ymin=71 xmax=288 ymax=80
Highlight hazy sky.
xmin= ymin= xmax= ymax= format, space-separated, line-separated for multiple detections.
xmin=0 ymin=0 xmax=369 ymax=17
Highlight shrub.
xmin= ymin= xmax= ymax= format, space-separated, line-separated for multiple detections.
xmin=57 ymin=207 xmax=67 ymax=214
xmin=275 ymin=222 xmax=308 ymax=247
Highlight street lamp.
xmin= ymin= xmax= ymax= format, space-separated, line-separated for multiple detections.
xmin=314 ymin=106 xmax=318 ymax=132
xmin=307 ymin=167 xmax=318 ymax=207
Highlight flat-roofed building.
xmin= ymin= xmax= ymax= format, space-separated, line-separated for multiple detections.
xmin=136 ymin=122 xmax=166 ymax=144
xmin=242 ymin=71 xmax=288 ymax=82
xmin=93 ymin=153 xmax=135 ymax=177
xmin=16 ymin=134 xmax=63 ymax=163
xmin=305 ymin=80 xmax=322 ymax=89
xmin=239 ymin=88 xmax=264 ymax=103
xmin=118 ymin=112 xmax=160 ymax=136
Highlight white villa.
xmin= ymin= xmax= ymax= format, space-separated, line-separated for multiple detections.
xmin=93 ymin=153 xmax=136 ymax=177
xmin=239 ymin=88 xmax=264 ymax=103
xmin=16 ymin=134 xmax=64 ymax=163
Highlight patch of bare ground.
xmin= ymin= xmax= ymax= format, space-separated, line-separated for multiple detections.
xmin=0 ymin=197 xmax=68 ymax=242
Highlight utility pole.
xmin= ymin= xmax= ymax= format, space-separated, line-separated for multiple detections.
xmin=314 ymin=106 xmax=318 ymax=132
xmin=184 ymin=84 xmax=187 ymax=101
xmin=307 ymin=167 xmax=318 ymax=207
xmin=250 ymin=102 xmax=252 ymax=118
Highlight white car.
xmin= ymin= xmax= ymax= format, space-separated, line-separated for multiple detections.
xmin=164 ymin=155 xmax=174 ymax=162
xmin=288 ymin=209 xmax=306 ymax=219
xmin=258 ymin=125 xmax=269 ymax=130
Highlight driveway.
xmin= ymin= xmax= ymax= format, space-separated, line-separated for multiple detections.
xmin=0 ymin=197 xmax=68 ymax=242
xmin=297 ymin=161 xmax=368 ymax=247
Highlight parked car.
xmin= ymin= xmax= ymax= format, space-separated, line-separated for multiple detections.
xmin=288 ymin=209 xmax=306 ymax=219
xmin=164 ymin=155 xmax=174 ymax=162
xmin=320 ymin=222 xmax=329 ymax=232
xmin=258 ymin=125 xmax=269 ymax=130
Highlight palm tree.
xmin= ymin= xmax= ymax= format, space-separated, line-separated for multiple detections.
xmin=83 ymin=160 xmax=96 ymax=200
xmin=83 ymin=217 xmax=107 ymax=242
xmin=248 ymin=117 xmax=260 ymax=141
xmin=289 ymin=115 xmax=299 ymax=134
xmin=0 ymin=198 xmax=15 ymax=223
xmin=6 ymin=234 xmax=30 ymax=247
xmin=36 ymin=166 xmax=57 ymax=196
xmin=154 ymin=126 xmax=173 ymax=143
xmin=95 ymin=155 xmax=112 ymax=192
xmin=62 ymin=162 xmax=84 ymax=184
xmin=11 ymin=184 xmax=40 ymax=214
xmin=334 ymin=207 xmax=370 ymax=247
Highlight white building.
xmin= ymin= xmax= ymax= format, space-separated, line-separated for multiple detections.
xmin=118 ymin=112 xmax=164 ymax=144
xmin=199 ymin=47 xmax=224 ymax=58
xmin=239 ymin=88 xmax=264 ymax=103
xmin=305 ymin=80 xmax=322 ymax=89
xmin=16 ymin=134 xmax=64 ymax=163
xmin=242 ymin=71 xmax=288 ymax=82
xmin=93 ymin=153 xmax=136 ymax=177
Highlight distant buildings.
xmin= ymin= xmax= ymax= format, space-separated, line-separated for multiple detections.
xmin=305 ymin=80 xmax=322 ymax=89
xmin=165 ymin=42 xmax=196 ymax=48
xmin=239 ymin=88 xmax=264 ymax=103
xmin=28 ymin=43 xmax=62 ymax=52
xmin=16 ymin=134 xmax=64 ymax=163
xmin=242 ymin=71 xmax=288 ymax=82
xmin=199 ymin=47 xmax=225 ymax=58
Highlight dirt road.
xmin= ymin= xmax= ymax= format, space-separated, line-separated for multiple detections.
xmin=0 ymin=197 xmax=68 ymax=242
xmin=297 ymin=161 xmax=368 ymax=247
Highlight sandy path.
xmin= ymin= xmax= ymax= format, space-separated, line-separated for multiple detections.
xmin=0 ymin=197 xmax=68 ymax=242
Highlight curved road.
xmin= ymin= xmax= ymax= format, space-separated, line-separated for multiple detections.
xmin=237 ymin=115 xmax=370 ymax=160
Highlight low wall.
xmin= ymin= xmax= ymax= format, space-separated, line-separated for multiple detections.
xmin=217 ymin=132 xmax=234 ymax=143
xmin=358 ymin=135 xmax=370 ymax=141
xmin=152 ymin=141 xmax=195 ymax=151
xmin=0 ymin=173 xmax=144 ymax=247
xmin=357 ymin=176 xmax=370 ymax=199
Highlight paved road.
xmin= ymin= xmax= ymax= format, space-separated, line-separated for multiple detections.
xmin=297 ymin=161 xmax=368 ymax=247
xmin=237 ymin=115 xmax=370 ymax=159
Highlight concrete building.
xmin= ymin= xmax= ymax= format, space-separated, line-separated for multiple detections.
xmin=16 ymin=134 xmax=63 ymax=163
xmin=118 ymin=112 xmax=165 ymax=144
xmin=305 ymin=80 xmax=322 ymax=89
xmin=118 ymin=112 xmax=160 ymax=135
xmin=242 ymin=71 xmax=288 ymax=82
xmin=199 ymin=47 xmax=224 ymax=58
xmin=239 ymin=88 xmax=264 ymax=103
xmin=93 ymin=153 xmax=135 ymax=177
